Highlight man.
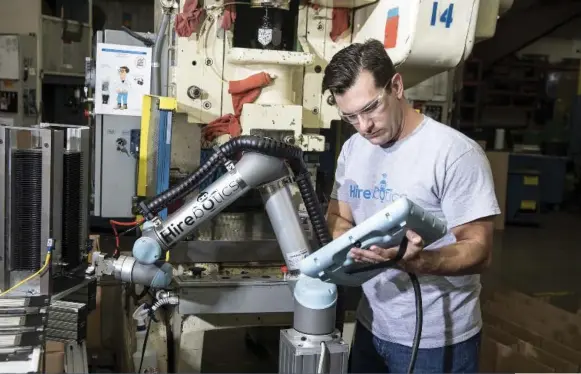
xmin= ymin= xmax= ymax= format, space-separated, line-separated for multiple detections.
xmin=322 ymin=39 xmax=500 ymax=373
xmin=115 ymin=66 xmax=131 ymax=110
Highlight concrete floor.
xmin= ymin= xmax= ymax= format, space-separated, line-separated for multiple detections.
xmin=98 ymin=210 xmax=580 ymax=372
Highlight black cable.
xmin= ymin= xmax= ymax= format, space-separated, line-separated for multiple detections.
xmin=137 ymin=317 xmax=153 ymax=374
xmin=137 ymin=286 xmax=150 ymax=300
xmin=121 ymin=26 xmax=154 ymax=47
xmin=163 ymin=308 xmax=176 ymax=373
xmin=119 ymin=224 xmax=141 ymax=237
xmin=343 ymin=237 xmax=422 ymax=374
xmin=127 ymin=284 xmax=150 ymax=305
xmin=344 ymin=237 xmax=407 ymax=275
xmin=407 ymin=272 xmax=422 ymax=374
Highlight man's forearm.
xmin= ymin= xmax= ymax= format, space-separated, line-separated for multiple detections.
xmin=412 ymin=240 xmax=491 ymax=276
xmin=326 ymin=213 xmax=353 ymax=239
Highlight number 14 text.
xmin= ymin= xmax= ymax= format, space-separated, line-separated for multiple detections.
xmin=430 ymin=1 xmax=454 ymax=28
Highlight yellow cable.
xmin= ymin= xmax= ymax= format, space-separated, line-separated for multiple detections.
xmin=165 ymin=250 xmax=170 ymax=262
xmin=0 ymin=252 xmax=52 ymax=297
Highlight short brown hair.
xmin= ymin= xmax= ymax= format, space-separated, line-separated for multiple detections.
xmin=322 ymin=39 xmax=396 ymax=96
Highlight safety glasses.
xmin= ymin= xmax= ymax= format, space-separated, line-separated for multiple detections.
xmin=331 ymin=77 xmax=395 ymax=125
xmin=338 ymin=91 xmax=387 ymax=124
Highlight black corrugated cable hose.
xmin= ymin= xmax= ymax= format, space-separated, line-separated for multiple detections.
xmin=138 ymin=135 xmax=332 ymax=246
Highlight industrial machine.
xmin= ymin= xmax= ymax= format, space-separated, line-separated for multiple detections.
xmin=168 ymin=0 xmax=508 ymax=141
xmin=0 ymin=126 xmax=65 ymax=296
xmin=88 ymin=29 xmax=171 ymax=223
xmin=0 ymin=124 xmax=94 ymax=373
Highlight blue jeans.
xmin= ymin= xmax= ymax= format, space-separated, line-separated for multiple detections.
xmin=117 ymin=92 xmax=128 ymax=105
xmin=349 ymin=322 xmax=481 ymax=373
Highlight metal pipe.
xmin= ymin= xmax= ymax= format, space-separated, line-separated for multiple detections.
xmin=152 ymin=11 xmax=171 ymax=96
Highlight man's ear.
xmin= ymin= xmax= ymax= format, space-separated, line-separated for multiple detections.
xmin=393 ymin=73 xmax=404 ymax=99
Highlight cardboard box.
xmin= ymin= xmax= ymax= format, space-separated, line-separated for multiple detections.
xmin=43 ymin=340 xmax=65 ymax=374
xmin=44 ymin=352 xmax=65 ymax=374
xmin=46 ymin=341 xmax=65 ymax=353
xmin=480 ymin=289 xmax=581 ymax=372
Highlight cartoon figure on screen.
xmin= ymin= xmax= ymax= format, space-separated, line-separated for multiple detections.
xmin=115 ymin=66 xmax=131 ymax=110
xmin=101 ymin=79 xmax=110 ymax=105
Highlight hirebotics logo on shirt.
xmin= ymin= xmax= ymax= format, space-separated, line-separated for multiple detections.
xmin=348 ymin=173 xmax=406 ymax=203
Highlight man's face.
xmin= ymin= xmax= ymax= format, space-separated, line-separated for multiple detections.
xmin=120 ymin=69 xmax=127 ymax=80
xmin=333 ymin=70 xmax=404 ymax=146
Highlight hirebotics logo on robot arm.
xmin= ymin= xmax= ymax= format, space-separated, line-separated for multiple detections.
xmin=157 ymin=177 xmax=246 ymax=246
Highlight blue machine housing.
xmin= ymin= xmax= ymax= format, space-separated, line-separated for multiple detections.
xmin=299 ymin=197 xmax=448 ymax=287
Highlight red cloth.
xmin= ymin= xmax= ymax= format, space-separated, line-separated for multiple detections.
xmin=221 ymin=4 xmax=237 ymax=31
xmin=175 ymin=0 xmax=205 ymax=37
xmin=330 ymin=8 xmax=350 ymax=41
xmin=203 ymin=72 xmax=273 ymax=141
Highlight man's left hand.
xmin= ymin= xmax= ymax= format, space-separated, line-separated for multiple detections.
xmin=349 ymin=230 xmax=425 ymax=272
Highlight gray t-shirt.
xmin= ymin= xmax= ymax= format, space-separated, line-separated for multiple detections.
xmin=331 ymin=116 xmax=500 ymax=348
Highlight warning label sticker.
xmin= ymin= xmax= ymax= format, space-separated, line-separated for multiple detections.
xmin=285 ymin=249 xmax=309 ymax=270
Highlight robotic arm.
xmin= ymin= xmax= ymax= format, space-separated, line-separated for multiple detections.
xmin=88 ymin=136 xmax=327 ymax=288
xmin=89 ymin=151 xmax=310 ymax=288
xmin=88 ymin=135 xmax=447 ymax=291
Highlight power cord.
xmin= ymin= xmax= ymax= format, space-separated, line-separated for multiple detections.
xmin=110 ymin=218 xmax=144 ymax=257
xmin=137 ymin=316 xmax=153 ymax=374
xmin=0 ymin=239 xmax=54 ymax=297
xmin=134 ymin=294 xmax=179 ymax=373
xmin=407 ymin=272 xmax=422 ymax=374
xmin=317 ymin=341 xmax=327 ymax=374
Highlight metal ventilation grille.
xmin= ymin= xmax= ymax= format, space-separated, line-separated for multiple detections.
xmin=62 ymin=151 xmax=82 ymax=269
xmin=11 ymin=149 xmax=42 ymax=271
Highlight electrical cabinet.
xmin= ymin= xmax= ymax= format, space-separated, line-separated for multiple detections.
xmin=0 ymin=35 xmax=38 ymax=126
xmin=91 ymin=30 xmax=169 ymax=220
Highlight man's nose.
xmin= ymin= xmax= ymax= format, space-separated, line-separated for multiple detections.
xmin=358 ymin=115 xmax=373 ymax=133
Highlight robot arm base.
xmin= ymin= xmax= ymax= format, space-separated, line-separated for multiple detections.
xmin=292 ymin=275 xmax=338 ymax=336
